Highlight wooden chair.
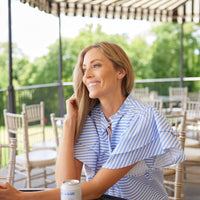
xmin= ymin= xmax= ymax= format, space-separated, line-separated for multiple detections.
xmin=131 ymin=87 xmax=150 ymax=100
xmin=22 ymin=102 xmax=56 ymax=150
xmin=183 ymin=147 xmax=200 ymax=184
xmin=142 ymin=98 xmax=163 ymax=112
xmin=164 ymin=111 xmax=186 ymax=200
xmin=183 ymin=101 xmax=200 ymax=149
xmin=0 ymin=138 xmax=16 ymax=185
xmin=169 ymin=87 xmax=188 ymax=114
xmin=50 ymin=113 xmax=65 ymax=151
xmin=50 ymin=113 xmax=86 ymax=182
xmin=3 ymin=109 xmax=57 ymax=188
xmin=183 ymin=101 xmax=200 ymax=184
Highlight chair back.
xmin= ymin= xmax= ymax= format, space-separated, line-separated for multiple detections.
xmin=3 ymin=110 xmax=30 ymax=164
xmin=169 ymin=87 xmax=188 ymax=109
xmin=164 ymin=111 xmax=186 ymax=199
xmin=50 ymin=113 xmax=65 ymax=149
xmin=143 ymin=99 xmax=163 ymax=112
xmin=0 ymin=138 xmax=16 ymax=185
xmin=186 ymin=101 xmax=200 ymax=121
xmin=131 ymin=87 xmax=149 ymax=100
xmin=166 ymin=112 xmax=186 ymax=149
xmin=22 ymin=101 xmax=45 ymax=141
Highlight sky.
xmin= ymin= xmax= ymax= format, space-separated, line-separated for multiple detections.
xmin=0 ymin=0 xmax=157 ymax=61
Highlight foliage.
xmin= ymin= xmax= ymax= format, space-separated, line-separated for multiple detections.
xmin=0 ymin=42 xmax=32 ymax=89
xmin=1 ymin=22 xmax=200 ymax=92
xmin=1 ymin=22 xmax=200 ymax=124
xmin=0 ymin=43 xmax=9 ymax=89
xmin=128 ymin=36 xmax=152 ymax=80
xmin=149 ymin=23 xmax=181 ymax=78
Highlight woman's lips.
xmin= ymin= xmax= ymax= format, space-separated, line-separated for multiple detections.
xmin=88 ymin=82 xmax=98 ymax=87
xmin=87 ymin=81 xmax=100 ymax=89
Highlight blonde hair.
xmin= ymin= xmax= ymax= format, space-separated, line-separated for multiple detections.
xmin=73 ymin=41 xmax=134 ymax=142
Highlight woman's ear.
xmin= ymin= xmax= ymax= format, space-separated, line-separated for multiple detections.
xmin=117 ymin=68 xmax=126 ymax=80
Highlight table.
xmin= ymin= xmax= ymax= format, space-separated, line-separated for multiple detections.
xmin=157 ymin=95 xmax=182 ymax=106
xmin=19 ymin=188 xmax=127 ymax=200
xmin=157 ymin=95 xmax=183 ymax=114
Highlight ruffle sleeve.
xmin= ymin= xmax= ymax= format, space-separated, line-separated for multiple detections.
xmin=74 ymin=115 xmax=99 ymax=177
xmin=102 ymin=106 xmax=186 ymax=170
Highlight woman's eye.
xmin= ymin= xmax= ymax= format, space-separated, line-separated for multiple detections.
xmin=93 ymin=64 xmax=101 ymax=68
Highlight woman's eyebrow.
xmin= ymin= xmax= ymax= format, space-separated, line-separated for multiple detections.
xmin=82 ymin=59 xmax=102 ymax=67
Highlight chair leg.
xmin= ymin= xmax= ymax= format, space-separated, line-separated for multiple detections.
xmin=183 ymin=165 xmax=187 ymax=180
xmin=181 ymin=186 xmax=185 ymax=200
xmin=26 ymin=168 xmax=31 ymax=188
xmin=43 ymin=167 xmax=47 ymax=188
xmin=197 ymin=123 xmax=200 ymax=141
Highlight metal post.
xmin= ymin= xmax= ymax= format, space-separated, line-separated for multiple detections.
xmin=58 ymin=4 xmax=64 ymax=117
xmin=8 ymin=0 xmax=15 ymax=113
xmin=179 ymin=22 xmax=184 ymax=87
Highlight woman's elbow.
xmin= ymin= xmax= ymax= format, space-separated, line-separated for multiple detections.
xmin=81 ymin=180 xmax=108 ymax=200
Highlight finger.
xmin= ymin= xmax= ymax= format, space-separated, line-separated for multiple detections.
xmin=0 ymin=182 xmax=8 ymax=189
xmin=66 ymin=96 xmax=77 ymax=106
xmin=70 ymin=94 xmax=76 ymax=101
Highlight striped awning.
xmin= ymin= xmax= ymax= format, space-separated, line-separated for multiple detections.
xmin=20 ymin=0 xmax=200 ymax=23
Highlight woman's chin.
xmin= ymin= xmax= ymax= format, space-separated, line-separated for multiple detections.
xmin=89 ymin=92 xmax=99 ymax=99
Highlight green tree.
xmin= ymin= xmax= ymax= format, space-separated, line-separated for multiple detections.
xmin=128 ymin=36 xmax=151 ymax=80
xmin=149 ymin=23 xmax=181 ymax=79
xmin=0 ymin=42 xmax=31 ymax=89
xmin=31 ymin=24 xmax=131 ymax=84
xmin=0 ymin=42 xmax=9 ymax=89
xmin=148 ymin=22 xmax=200 ymax=91
xmin=182 ymin=23 xmax=200 ymax=90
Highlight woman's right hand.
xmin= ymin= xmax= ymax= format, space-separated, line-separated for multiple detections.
xmin=0 ymin=182 xmax=61 ymax=200
xmin=66 ymin=94 xmax=78 ymax=120
xmin=0 ymin=182 xmax=22 ymax=200
xmin=62 ymin=94 xmax=79 ymax=141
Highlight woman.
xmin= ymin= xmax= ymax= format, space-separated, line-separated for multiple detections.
xmin=0 ymin=41 xmax=185 ymax=200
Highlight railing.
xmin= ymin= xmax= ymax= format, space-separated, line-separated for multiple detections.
xmin=1 ymin=77 xmax=200 ymax=144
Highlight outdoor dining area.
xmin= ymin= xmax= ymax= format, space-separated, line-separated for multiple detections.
xmin=1 ymin=0 xmax=200 ymax=199
xmin=0 ymin=85 xmax=200 ymax=199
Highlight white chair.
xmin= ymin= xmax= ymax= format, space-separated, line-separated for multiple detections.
xmin=50 ymin=113 xmax=65 ymax=151
xmin=142 ymin=98 xmax=163 ymax=112
xmin=184 ymin=101 xmax=200 ymax=148
xmin=169 ymin=87 xmax=188 ymax=114
xmin=3 ymin=109 xmax=57 ymax=188
xmin=183 ymin=146 xmax=200 ymax=184
xmin=22 ymin=102 xmax=57 ymax=150
xmin=182 ymin=101 xmax=200 ymax=184
xmin=0 ymin=138 xmax=16 ymax=185
xmin=164 ymin=111 xmax=186 ymax=200
xmin=50 ymin=113 xmax=86 ymax=182
xmin=131 ymin=87 xmax=150 ymax=100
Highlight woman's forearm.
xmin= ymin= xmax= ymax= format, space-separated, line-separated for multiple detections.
xmin=21 ymin=188 xmax=60 ymax=200
xmin=55 ymin=117 xmax=78 ymax=187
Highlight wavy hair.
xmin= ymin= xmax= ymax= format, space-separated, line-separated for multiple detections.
xmin=73 ymin=41 xmax=134 ymax=142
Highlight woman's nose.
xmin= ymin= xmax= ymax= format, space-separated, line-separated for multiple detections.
xmin=84 ymin=67 xmax=93 ymax=78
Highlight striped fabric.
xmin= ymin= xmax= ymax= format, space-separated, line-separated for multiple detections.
xmin=74 ymin=94 xmax=185 ymax=200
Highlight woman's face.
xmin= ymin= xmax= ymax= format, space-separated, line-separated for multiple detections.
xmin=82 ymin=48 xmax=125 ymax=100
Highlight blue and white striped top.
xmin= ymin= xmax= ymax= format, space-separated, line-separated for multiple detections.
xmin=74 ymin=94 xmax=185 ymax=200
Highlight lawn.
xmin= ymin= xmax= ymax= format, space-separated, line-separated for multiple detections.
xmin=0 ymin=126 xmax=55 ymax=167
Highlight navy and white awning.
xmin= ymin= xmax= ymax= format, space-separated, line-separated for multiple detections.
xmin=20 ymin=0 xmax=200 ymax=23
